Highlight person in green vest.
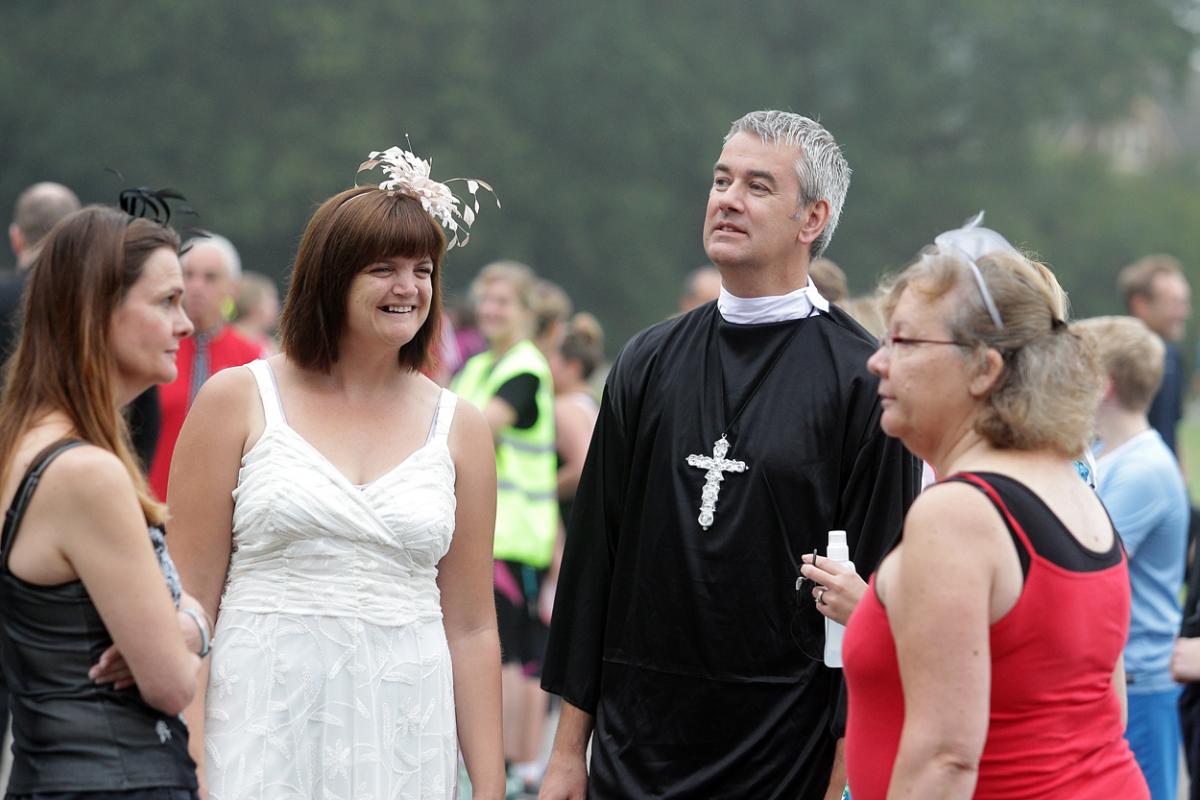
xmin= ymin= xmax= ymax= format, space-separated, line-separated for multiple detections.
xmin=452 ymin=260 xmax=557 ymax=796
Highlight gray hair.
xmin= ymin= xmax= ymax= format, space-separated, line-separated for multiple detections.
xmin=725 ymin=111 xmax=851 ymax=258
xmin=182 ymin=232 xmax=242 ymax=279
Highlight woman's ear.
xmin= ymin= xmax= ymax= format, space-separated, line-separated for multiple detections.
xmin=968 ymin=347 xmax=1004 ymax=398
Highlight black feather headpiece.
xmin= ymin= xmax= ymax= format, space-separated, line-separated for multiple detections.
xmin=106 ymin=168 xmax=196 ymax=227
xmin=118 ymin=186 xmax=191 ymax=226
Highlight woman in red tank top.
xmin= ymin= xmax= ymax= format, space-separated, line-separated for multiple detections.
xmin=838 ymin=220 xmax=1147 ymax=799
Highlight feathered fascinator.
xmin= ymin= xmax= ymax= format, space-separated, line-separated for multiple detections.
xmin=357 ymin=145 xmax=499 ymax=250
xmin=932 ymin=211 xmax=1021 ymax=329
xmin=107 ymin=168 xmax=196 ymax=227
xmin=117 ymin=186 xmax=191 ymax=226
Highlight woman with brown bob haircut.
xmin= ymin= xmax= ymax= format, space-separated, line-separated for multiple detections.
xmin=0 ymin=205 xmax=207 ymax=797
xmin=279 ymin=187 xmax=446 ymax=373
xmin=169 ymin=171 xmax=505 ymax=799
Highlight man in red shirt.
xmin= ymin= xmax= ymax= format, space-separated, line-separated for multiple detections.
xmin=149 ymin=234 xmax=264 ymax=499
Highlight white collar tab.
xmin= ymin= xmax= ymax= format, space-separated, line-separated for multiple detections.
xmin=717 ymin=278 xmax=829 ymax=324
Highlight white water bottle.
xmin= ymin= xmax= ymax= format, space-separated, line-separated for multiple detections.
xmin=823 ymin=529 xmax=854 ymax=668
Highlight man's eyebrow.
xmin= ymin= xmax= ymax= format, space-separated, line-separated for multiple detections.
xmin=745 ymin=169 xmax=777 ymax=184
xmin=711 ymin=163 xmax=778 ymax=185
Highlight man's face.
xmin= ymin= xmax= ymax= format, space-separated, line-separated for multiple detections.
xmin=182 ymin=244 xmax=234 ymax=332
xmin=702 ymin=132 xmax=806 ymax=271
xmin=1135 ymin=272 xmax=1191 ymax=342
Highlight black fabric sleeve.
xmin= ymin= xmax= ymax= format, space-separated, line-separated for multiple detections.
xmin=829 ymin=374 xmax=922 ymax=737
xmin=1182 ymin=508 xmax=1200 ymax=638
xmin=494 ymin=373 xmax=539 ymax=430
xmin=540 ymin=347 xmax=634 ymax=714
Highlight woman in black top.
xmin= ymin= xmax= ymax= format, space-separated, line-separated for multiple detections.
xmin=0 ymin=206 xmax=208 ymax=798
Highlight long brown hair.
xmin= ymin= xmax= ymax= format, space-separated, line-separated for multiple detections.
xmin=0 ymin=206 xmax=180 ymax=524
xmin=279 ymin=187 xmax=447 ymax=374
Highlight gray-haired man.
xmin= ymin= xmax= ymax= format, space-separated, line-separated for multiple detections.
xmin=539 ymin=111 xmax=920 ymax=799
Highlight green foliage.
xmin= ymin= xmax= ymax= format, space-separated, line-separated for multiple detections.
xmin=1 ymin=0 xmax=1197 ymax=349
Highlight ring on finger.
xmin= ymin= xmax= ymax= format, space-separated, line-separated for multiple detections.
xmin=815 ymin=587 xmax=828 ymax=606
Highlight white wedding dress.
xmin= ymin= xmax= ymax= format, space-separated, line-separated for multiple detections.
xmin=205 ymin=360 xmax=460 ymax=799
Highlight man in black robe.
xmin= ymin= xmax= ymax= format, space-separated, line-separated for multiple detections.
xmin=539 ymin=110 xmax=921 ymax=799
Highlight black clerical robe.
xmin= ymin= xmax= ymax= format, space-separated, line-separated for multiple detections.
xmin=542 ymin=303 xmax=921 ymax=800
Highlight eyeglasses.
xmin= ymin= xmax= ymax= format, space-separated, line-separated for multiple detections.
xmin=880 ymin=332 xmax=971 ymax=350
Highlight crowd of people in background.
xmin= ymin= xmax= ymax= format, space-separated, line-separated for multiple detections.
xmin=0 ymin=108 xmax=1198 ymax=800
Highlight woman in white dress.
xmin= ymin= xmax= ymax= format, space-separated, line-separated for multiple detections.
xmin=167 ymin=150 xmax=505 ymax=799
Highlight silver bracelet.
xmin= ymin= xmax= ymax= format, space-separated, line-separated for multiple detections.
xmin=181 ymin=608 xmax=211 ymax=658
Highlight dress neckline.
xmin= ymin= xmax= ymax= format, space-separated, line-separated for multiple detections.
xmin=255 ymin=360 xmax=450 ymax=491
xmin=277 ymin=427 xmax=443 ymax=492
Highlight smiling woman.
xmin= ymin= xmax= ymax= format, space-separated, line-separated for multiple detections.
xmin=344 ymin=253 xmax=435 ymax=350
xmin=165 ymin=151 xmax=506 ymax=800
xmin=280 ymin=187 xmax=446 ymax=374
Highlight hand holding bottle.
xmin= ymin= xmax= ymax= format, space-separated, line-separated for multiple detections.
xmin=800 ymin=546 xmax=867 ymax=628
xmin=813 ymin=531 xmax=855 ymax=667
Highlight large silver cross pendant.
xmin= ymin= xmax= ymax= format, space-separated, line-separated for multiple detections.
xmin=685 ymin=435 xmax=747 ymax=530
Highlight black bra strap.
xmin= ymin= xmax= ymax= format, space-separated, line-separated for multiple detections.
xmin=1 ymin=439 xmax=87 ymax=565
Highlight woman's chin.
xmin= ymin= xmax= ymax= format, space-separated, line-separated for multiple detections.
xmin=878 ymin=411 xmax=900 ymax=437
xmin=879 ymin=415 xmax=913 ymax=447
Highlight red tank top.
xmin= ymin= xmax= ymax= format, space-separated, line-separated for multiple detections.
xmin=842 ymin=472 xmax=1147 ymax=799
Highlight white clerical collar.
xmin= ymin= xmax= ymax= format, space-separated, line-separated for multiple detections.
xmin=717 ymin=279 xmax=830 ymax=324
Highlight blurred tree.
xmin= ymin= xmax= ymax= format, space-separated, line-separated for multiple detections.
xmin=0 ymin=0 xmax=1195 ymax=349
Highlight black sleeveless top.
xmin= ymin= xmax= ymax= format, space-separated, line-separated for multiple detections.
xmin=0 ymin=440 xmax=197 ymax=794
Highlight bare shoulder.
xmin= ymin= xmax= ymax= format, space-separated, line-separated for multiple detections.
xmin=44 ymin=444 xmax=128 ymax=491
xmin=903 ymin=480 xmax=1006 ymax=547
xmin=38 ymin=445 xmax=140 ymax=519
xmin=193 ymin=362 xmax=260 ymax=412
xmin=412 ymin=371 xmax=445 ymax=405
xmin=447 ymin=393 xmax=491 ymax=450
xmin=174 ymin=362 xmax=266 ymax=463
xmin=555 ymin=394 xmax=591 ymax=425
xmin=406 ymin=371 xmax=451 ymax=425
xmin=891 ymin=480 xmax=1010 ymax=615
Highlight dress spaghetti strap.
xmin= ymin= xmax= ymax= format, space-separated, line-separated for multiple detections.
xmin=427 ymin=389 xmax=458 ymax=446
xmin=245 ymin=359 xmax=286 ymax=428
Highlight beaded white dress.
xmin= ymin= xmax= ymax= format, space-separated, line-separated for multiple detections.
xmin=205 ymin=360 xmax=460 ymax=799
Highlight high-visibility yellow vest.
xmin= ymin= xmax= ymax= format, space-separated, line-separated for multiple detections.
xmin=452 ymin=340 xmax=558 ymax=567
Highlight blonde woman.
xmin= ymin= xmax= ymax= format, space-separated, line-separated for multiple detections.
xmin=842 ymin=224 xmax=1146 ymax=798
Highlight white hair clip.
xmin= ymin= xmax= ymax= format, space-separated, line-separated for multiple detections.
xmin=933 ymin=211 xmax=1021 ymax=330
xmin=357 ymin=145 xmax=499 ymax=250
